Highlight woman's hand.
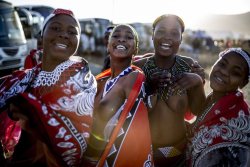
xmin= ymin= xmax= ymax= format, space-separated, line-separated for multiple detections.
xmin=171 ymin=72 xmax=203 ymax=92
xmin=190 ymin=61 xmax=205 ymax=84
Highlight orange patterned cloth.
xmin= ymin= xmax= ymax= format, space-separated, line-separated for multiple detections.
xmin=95 ymin=66 xmax=154 ymax=167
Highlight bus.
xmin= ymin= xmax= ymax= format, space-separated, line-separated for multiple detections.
xmin=0 ymin=1 xmax=28 ymax=73
xmin=78 ymin=18 xmax=112 ymax=56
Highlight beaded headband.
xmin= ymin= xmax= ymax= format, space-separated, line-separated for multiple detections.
xmin=41 ymin=8 xmax=81 ymax=36
xmin=219 ymin=47 xmax=250 ymax=79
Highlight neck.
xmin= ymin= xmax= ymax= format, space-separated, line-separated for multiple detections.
xmin=154 ymin=54 xmax=176 ymax=69
xmin=110 ymin=59 xmax=131 ymax=78
xmin=42 ymin=56 xmax=60 ymax=72
xmin=207 ymin=91 xmax=228 ymax=105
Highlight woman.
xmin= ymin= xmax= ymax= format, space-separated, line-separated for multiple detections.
xmin=187 ymin=48 xmax=250 ymax=167
xmin=83 ymin=24 xmax=153 ymax=167
xmin=133 ymin=14 xmax=205 ymax=166
xmin=0 ymin=8 xmax=97 ymax=166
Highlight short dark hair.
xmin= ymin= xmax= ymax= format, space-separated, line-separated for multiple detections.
xmin=152 ymin=14 xmax=185 ymax=33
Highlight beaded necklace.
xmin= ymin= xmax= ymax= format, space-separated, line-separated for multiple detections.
xmin=142 ymin=56 xmax=191 ymax=101
xmin=102 ymin=66 xmax=132 ymax=98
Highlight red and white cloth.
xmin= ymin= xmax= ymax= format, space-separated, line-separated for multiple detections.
xmin=0 ymin=56 xmax=96 ymax=166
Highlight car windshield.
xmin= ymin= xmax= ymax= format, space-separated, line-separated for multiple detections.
xmin=0 ymin=8 xmax=26 ymax=47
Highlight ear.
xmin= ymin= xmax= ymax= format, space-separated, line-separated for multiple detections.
xmin=152 ymin=31 xmax=155 ymax=41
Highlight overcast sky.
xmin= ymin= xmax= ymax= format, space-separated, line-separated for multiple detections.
xmin=7 ymin=0 xmax=250 ymax=29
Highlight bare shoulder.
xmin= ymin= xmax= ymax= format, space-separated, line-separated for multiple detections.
xmin=120 ymin=70 xmax=141 ymax=91
xmin=179 ymin=55 xmax=196 ymax=66
xmin=133 ymin=52 xmax=154 ymax=68
xmin=124 ymin=70 xmax=140 ymax=83
xmin=133 ymin=57 xmax=149 ymax=68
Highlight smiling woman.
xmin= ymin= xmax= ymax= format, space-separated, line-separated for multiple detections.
xmin=83 ymin=24 xmax=153 ymax=167
xmin=0 ymin=8 xmax=97 ymax=167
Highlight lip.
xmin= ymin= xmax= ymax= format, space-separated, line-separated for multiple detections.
xmin=159 ymin=43 xmax=171 ymax=50
xmin=213 ymin=75 xmax=226 ymax=85
xmin=116 ymin=44 xmax=126 ymax=50
xmin=56 ymin=43 xmax=67 ymax=49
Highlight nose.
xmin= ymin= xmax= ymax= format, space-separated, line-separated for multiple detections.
xmin=58 ymin=31 xmax=69 ymax=39
xmin=220 ymin=67 xmax=229 ymax=77
xmin=118 ymin=36 xmax=126 ymax=42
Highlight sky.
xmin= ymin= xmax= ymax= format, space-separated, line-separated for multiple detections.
xmin=7 ymin=0 xmax=250 ymax=29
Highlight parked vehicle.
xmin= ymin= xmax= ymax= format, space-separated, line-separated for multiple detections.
xmin=78 ymin=18 xmax=112 ymax=56
xmin=17 ymin=5 xmax=54 ymax=19
xmin=17 ymin=5 xmax=54 ymax=51
xmin=0 ymin=1 xmax=28 ymax=72
xmin=130 ymin=22 xmax=154 ymax=54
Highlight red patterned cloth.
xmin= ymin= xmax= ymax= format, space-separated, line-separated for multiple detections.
xmin=0 ymin=57 xmax=97 ymax=166
xmin=187 ymin=91 xmax=250 ymax=166
xmin=24 ymin=49 xmax=43 ymax=69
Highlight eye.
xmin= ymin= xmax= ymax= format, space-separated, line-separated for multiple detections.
xmin=231 ymin=71 xmax=241 ymax=76
xmin=171 ymin=31 xmax=180 ymax=37
xmin=68 ymin=30 xmax=78 ymax=35
xmin=218 ymin=61 xmax=226 ymax=67
xmin=50 ymin=25 xmax=60 ymax=32
xmin=127 ymin=35 xmax=134 ymax=40
xmin=112 ymin=34 xmax=119 ymax=38
xmin=155 ymin=30 xmax=165 ymax=35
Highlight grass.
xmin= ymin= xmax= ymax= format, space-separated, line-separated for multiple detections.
xmin=179 ymin=50 xmax=250 ymax=104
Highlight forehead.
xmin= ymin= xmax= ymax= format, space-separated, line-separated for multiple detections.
xmin=155 ymin=17 xmax=182 ymax=29
xmin=113 ymin=25 xmax=134 ymax=34
xmin=47 ymin=14 xmax=79 ymax=28
xmin=221 ymin=52 xmax=248 ymax=69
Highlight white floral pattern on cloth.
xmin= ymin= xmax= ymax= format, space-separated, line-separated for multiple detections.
xmin=49 ymin=69 xmax=97 ymax=116
xmin=31 ymin=60 xmax=77 ymax=87
xmin=191 ymin=111 xmax=250 ymax=159
xmin=0 ymin=67 xmax=39 ymax=108
xmin=25 ymin=93 xmax=87 ymax=166
xmin=188 ymin=91 xmax=250 ymax=167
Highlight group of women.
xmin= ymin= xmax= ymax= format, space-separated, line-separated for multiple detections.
xmin=0 ymin=8 xmax=249 ymax=167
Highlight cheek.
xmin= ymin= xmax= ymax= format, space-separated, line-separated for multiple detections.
xmin=72 ymin=36 xmax=80 ymax=49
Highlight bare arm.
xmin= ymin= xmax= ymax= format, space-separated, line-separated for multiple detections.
xmin=172 ymin=72 xmax=206 ymax=115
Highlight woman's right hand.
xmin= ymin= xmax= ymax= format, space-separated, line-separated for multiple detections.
xmin=149 ymin=70 xmax=172 ymax=89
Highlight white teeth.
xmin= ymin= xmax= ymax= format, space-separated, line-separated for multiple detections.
xmin=162 ymin=43 xmax=170 ymax=46
xmin=116 ymin=45 xmax=126 ymax=50
xmin=161 ymin=43 xmax=170 ymax=50
xmin=215 ymin=76 xmax=224 ymax=83
xmin=56 ymin=43 xmax=67 ymax=48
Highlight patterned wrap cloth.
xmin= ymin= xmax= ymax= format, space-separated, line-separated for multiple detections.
xmin=95 ymin=66 xmax=153 ymax=167
xmin=0 ymin=56 xmax=97 ymax=166
xmin=186 ymin=91 xmax=250 ymax=167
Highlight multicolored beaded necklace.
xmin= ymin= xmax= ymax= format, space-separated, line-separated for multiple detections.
xmin=142 ymin=56 xmax=191 ymax=101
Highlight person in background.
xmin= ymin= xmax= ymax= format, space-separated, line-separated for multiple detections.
xmin=101 ymin=25 xmax=115 ymax=72
xmin=0 ymin=8 xmax=97 ymax=167
xmin=133 ymin=14 xmax=205 ymax=166
xmin=186 ymin=48 xmax=250 ymax=167
xmin=83 ymin=24 xmax=153 ymax=167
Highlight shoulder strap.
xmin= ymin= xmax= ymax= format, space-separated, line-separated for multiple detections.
xmin=97 ymin=72 xmax=145 ymax=167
